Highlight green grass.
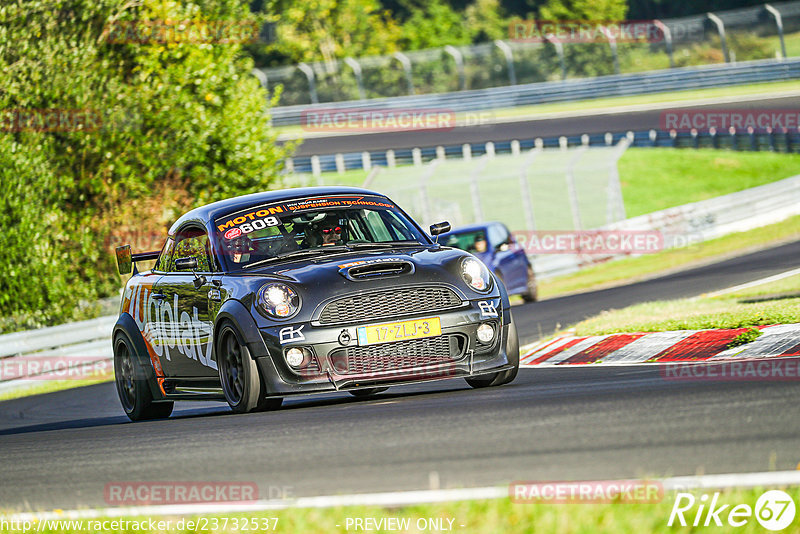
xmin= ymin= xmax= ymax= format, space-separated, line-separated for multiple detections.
xmin=570 ymin=272 xmax=800 ymax=336
xmin=539 ymin=214 xmax=800 ymax=300
xmin=619 ymin=149 xmax=800 ymax=218
xmin=5 ymin=488 xmax=800 ymax=533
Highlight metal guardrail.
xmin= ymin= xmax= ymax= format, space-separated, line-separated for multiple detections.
xmin=271 ymin=58 xmax=800 ymax=127
xmin=0 ymin=316 xmax=115 ymax=393
xmin=287 ymin=126 xmax=800 ymax=176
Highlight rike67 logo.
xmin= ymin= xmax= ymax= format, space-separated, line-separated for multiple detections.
xmin=669 ymin=490 xmax=796 ymax=531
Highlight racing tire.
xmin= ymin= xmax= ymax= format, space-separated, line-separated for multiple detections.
xmin=348 ymin=387 xmax=389 ymax=398
xmin=521 ymin=267 xmax=538 ymax=303
xmin=218 ymin=324 xmax=279 ymax=414
xmin=465 ymin=319 xmax=520 ymax=388
xmin=113 ymin=332 xmax=174 ymax=422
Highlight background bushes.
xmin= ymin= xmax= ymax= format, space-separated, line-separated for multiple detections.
xmin=0 ymin=0 xmax=291 ymax=332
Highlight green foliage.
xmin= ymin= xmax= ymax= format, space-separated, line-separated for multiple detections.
xmin=253 ymin=0 xmax=401 ymax=65
xmin=728 ymin=327 xmax=763 ymax=348
xmin=0 ymin=0 xmax=291 ymax=331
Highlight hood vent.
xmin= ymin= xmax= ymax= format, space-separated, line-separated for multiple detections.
xmin=345 ymin=260 xmax=414 ymax=280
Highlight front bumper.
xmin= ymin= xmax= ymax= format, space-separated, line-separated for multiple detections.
xmin=254 ymin=298 xmax=513 ymax=396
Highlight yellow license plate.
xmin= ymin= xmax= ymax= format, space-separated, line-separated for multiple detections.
xmin=356 ymin=317 xmax=441 ymax=346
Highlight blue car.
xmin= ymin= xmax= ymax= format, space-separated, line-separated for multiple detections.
xmin=439 ymin=222 xmax=537 ymax=302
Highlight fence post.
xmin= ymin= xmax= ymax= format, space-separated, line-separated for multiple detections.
xmin=252 ymin=68 xmax=268 ymax=89
xmin=462 ymin=144 xmax=472 ymax=161
xmin=566 ymin=146 xmax=587 ymax=230
xmin=519 ymin=146 xmax=542 ymax=231
xmin=765 ymin=4 xmax=787 ymax=60
xmin=393 ymin=52 xmax=415 ymax=95
xmin=412 ymin=147 xmax=422 ymax=166
xmin=653 ymin=20 xmax=675 ymax=68
xmin=444 ymin=45 xmax=466 ymax=90
xmin=604 ymin=33 xmax=620 ymax=75
xmin=706 ymin=13 xmax=730 ymax=63
xmin=470 ymin=156 xmax=489 ymax=223
xmin=344 ymin=57 xmax=366 ymax=99
xmin=607 ymin=137 xmax=630 ymax=223
xmin=546 ymin=35 xmax=567 ymax=80
xmin=297 ymin=63 xmax=319 ymax=104
xmin=362 ymin=151 xmax=372 ymax=171
xmin=386 ymin=149 xmax=396 ymax=168
xmin=494 ymin=40 xmax=517 ymax=85
xmin=511 ymin=139 xmax=521 ymax=156
xmin=311 ymin=155 xmax=321 ymax=180
xmin=335 ymin=153 xmax=345 ymax=174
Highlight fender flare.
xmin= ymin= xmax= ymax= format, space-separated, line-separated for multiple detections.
xmin=493 ymin=273 xmax=512 ymax=325
xmin=214 ymin=299 xmax=270 ymax=360
xmin=112 ymin=313 xmax=165 ymax=400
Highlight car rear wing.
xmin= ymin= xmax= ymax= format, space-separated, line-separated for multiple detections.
xmin=116 ymin=245 xmax=160 ymax=275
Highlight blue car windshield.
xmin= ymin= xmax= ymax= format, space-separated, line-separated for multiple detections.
xmin=213 ymin=195 xmax=429 ymax=269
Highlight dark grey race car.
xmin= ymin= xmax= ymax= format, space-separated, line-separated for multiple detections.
xmin=113 ymin=186 xmax=520 ymax=421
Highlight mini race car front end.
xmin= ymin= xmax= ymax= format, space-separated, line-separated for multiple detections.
xmin=253 ymin=288 xmax=515 ymax=394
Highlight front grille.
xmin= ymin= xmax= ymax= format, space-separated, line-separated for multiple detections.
xmin=318 ymin=286 xmax=462 ymax=324
xmin=328 ymin=335 xmax=466 ymax=375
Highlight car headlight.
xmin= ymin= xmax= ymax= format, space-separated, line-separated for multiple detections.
xmin=461 ymin=257 xmax=492 ymax=292
xmin=257 ymin=283 xmax=300 ymax=319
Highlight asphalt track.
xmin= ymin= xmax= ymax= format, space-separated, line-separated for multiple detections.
xmin=290 ymin=94 xmax=800 ymax=156
xmin=1 ymin=240 xmax=799 ymax=511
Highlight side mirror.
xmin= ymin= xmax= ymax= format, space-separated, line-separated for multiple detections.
xmin=116 ymin=245 xmax=132 ymax=275
xmin=429 ymin=222 xmax=451 ymax=236
xmin=174 ymin=256 xmax=199 ymax=271
xmin=496 ymin=242 xmax=510 ymax=252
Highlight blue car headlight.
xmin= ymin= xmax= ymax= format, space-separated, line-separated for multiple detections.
xmin=257 ymin=283 xmax=300 ymax=319
xmin=461 ymin=257 xmax=492 ymax=292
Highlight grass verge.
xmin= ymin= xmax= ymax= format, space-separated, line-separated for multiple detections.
xmin=571 ymin=274 xmax=800 ymax=336
xmin=5 ymin=488 xmax=800 ymax=533
xmin=538 ymin=214 xmax=800 ymax=300
xmin=619 ymin=149 xmax=800 ymax=218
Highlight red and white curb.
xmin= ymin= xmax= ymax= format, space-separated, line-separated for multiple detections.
xmin=521 ymin=323 xmax=800 ymax=367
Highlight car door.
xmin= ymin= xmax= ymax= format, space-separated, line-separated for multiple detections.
xmin=153 ymin=224 xmax=219 ymax=378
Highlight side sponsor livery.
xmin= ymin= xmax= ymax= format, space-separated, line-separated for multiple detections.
xmin=122 ymin=281 xmax=217 ymax=370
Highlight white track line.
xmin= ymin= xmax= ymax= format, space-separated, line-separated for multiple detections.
xmin=703 ymin=267 xmax=800 ymax=298
xmin=7 ymin=470 xmax=800 ymax=521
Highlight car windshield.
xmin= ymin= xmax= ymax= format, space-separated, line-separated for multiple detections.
xmin=213 ymin=194 xmax=429 ymax=269
xmin=443 ymin=230 xmax=489 ymax=254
